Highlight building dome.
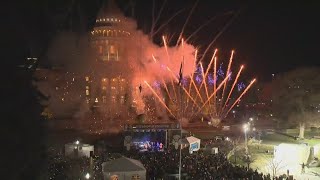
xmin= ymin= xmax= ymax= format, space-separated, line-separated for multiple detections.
xmin=91 ymin=0 xmax=131 ymax=38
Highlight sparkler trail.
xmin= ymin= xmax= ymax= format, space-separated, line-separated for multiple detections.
xmin=224 ymin=79 xmax=256 ymax=117
xmin=145 ymin=81 xmax=176 ymax=118
xmin=220 ymin=65 xmax=244 ymax=115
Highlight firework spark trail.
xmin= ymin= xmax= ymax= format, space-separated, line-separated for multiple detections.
xmin=224 ymin=78 xmax=256 ymax=117
xmin=185 ymin=11 xmax=234 ymax=43
xmin=152 ymin=8 xmax=186 ymax=38
xmin=213 ymin=56 xmax=217 ymax=114
xmin=150 ymin=0 xmax=167 ymax=37
xmin=198 ymin=49 xmax=218 ymax=91
xmin=166 ymin=67 xmax=201 ymax=109
xmin=166 ymin=67 xmax=178 ymax=101
xmin=219 ymin=50 xmax=234 ymax=112
xmin=162 ymin=36 xmax=170 ymax=61
xmin=152 ymin=54 xmax=157 ymax=63
xmin=177 ymin=0 xmax=199 ymax=45
xmin=161 ymin=78 xmax=173 ymax=103
xmin=200 ymin=63 xmax=209 ymax=99
xmin=145 ymin=81 xmax=176 ymax=118
xmin=197 ymin=9 xmax=241 ymax=64
xmin=186 ymin=49 xmax=198 ymax=104
xmin=197 ymin=73 xmax=231 ymax=114
xmin=220 ymin=65 xmax=244 ymax=116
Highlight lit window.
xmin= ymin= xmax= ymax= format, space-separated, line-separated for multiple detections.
xmin=112 ymin=78 xmax=116 ymax=82
xmin=86 ymin=90 xmax=90 ymax=96
xmin=95 ymin=98 xmax=98 ymax=103
xmin=99 ymin=46 xmax=103 ymax=54
xmin=102 ymin=78 xmax=107 ymax=82
xmin=102 ymin=86 xmax=107 ymax=90
xmin=120 ymin=96 xmax=125 ymax=104
xmin=111 ymin=18 xmax=113 ymax=21
xmin=111 ymin=86 xmax=116 ymax=90
xmin=111 ymin=96 xmax=116 ymax=103
xmin=110 ymin=45 xmax=115 ymax=54
xmin=86 ymin=86 xmax=89 ymax=90
xmin=85 ymin=76 xmax=89 ymax=81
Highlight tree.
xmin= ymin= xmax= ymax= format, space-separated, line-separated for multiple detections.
xmin=271 ymin=67 xmax=320 ymax=138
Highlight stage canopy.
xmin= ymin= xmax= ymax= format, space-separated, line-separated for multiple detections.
xmin=102 ymin=157 xmax=146 ymax=180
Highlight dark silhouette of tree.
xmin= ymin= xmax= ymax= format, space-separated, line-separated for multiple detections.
xmin=271 ymin=67 xmax=320 ymax=138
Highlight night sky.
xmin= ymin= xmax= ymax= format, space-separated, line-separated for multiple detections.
xmin=5 ymin=0 xmax=320 ymax=81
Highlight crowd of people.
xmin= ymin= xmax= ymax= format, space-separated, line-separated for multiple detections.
xmin=110 ymin=149 xmax=268 ymax=180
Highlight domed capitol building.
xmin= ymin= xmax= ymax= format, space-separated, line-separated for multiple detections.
xmin=35 ymin=0 xmax=143 ymax=133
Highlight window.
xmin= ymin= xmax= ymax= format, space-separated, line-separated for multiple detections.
xmin=110 ymin=45 xmax=115 ymax=54
xmin=86 ymin=86 xmax=89 ymax=90
xmin=120 ymin=96 xmax=125 ymax=104
xmin=85 ymin=76 xmax=89 ymax=82
xmin=86 ymin=90 xmax=90 ymax=96
xmin=99 ymin=46 xmax=103 ymax=54
xmin=102 ymin=86 xmax=107 ymax=90
xmin=111 ymin=96 xmax=116 ymax=103
xmin=102 ymin=96 xmax=107 ymax=103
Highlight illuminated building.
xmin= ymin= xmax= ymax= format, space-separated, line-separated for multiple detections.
xmin=87 ymin=0 xmax=133 ymax=117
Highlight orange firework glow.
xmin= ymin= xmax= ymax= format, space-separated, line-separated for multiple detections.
xmin=219 ymin=50 xmax=234 ymax=112
xmin=144 ymin=81 xmax=176 ymax=118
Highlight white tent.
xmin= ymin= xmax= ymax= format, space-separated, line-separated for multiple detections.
xmin=102 ymin=157 xmax=146 ymax=180
xmin=181 ymin=136 xmax=201 ymax=153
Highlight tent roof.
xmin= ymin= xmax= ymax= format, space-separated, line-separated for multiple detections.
xmin=186 ymin=136 xmax=200 ymax=144
xmin=103 ymin=157 xmax=146 ymax=172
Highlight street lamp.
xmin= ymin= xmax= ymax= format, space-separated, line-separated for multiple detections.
xmin=85 ymin=173 xmax=90 ymax=179
xmin=75 ymin=140 xmax=80 ymax=145
xmin=243 ymin=123 xmax=249 ymax=154
xmin=249 ymin=117 xmax=253 ymax=121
